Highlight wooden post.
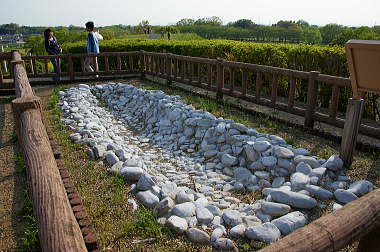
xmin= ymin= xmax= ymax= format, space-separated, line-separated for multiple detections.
xmin=12 ymin=99 xmax=87 ymax=252
xmin=68 ymin=54 xmax=75 ymax=82
xmin=271 ymin=74 xmax=278 ymax=107
xmin=207 ymin=63 xmax=212 ymax=86
xmin=304 ymin=71 xmax=319 ymax=128
xmin=216 ymin=58 xmax=224 ymax=101
xmin=340 ymin=98 xmax=364 ymax=166
xmin=260 ymin=188 xmax=380 ymax=252
xmin=11 ymin=51 xmax=86 ymax=251
xmin=255 ymin=72 xmax=262 ymax=103
xmin=166 ymin=54 xmax=172 ymax=85
xmin=139 ymin=51 xmax=145 ymax=78
xmin=28 ymin=52 xmax=34 ymax=76
xmin=288 ymin=77 xmax=296 ymax=109
xmin=329 ymin=85 xmax=340 ymax=118
xmin=104 ymin=56 xmax=110 ymax=72
xmin=241 ymin=70 xmax=248 ymax=96
xmin=1 ymin=45 xmax=8 ymax=73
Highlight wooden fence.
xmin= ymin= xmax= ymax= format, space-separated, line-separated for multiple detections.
xmin=3 ymin=50 xmax=380 ymax=251
xmin=10 ymin=51 xmax=86 ymax=251
xmin=0 ymin=50 xmax=379 ymax=140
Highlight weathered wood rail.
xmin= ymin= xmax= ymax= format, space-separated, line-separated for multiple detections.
xmin=10 ymin=51 xmax=87 ymax=251
xmin=260 ymin=188 xmax=380 ymax=252
xmin=1 ymin=50 xmax=378 ymax=140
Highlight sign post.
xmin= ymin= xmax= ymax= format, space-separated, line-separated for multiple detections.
xmin=341 ymin=40 xmax=380 ymax=166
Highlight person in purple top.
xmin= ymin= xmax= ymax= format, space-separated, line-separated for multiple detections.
xmin=44 ymin=28 xmax=62 ymax=81
xmin=85 ymin=21 xmax=99 ymax=73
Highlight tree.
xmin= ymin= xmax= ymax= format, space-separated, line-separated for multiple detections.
xmin=194 ymin=16 xmax=223 ymax=26
xmin=276 ymin=20 xmax=298 ymax=29
xmin=176 ymin=18 xmax=196 ymax=26
xmin=230 ymin=19 xmax=254 ymax=29
xmin=296 ymin=20 xmax=309 ymax=28
xmin=302 ymin=27 xmax=322 ymax=44
xmin=319 ymin=24 xmax=346 ymax=44
xmin=331 ymin=27 xmax=380 ymax=46
xmin=138 ymin=20 xmax=150 ymax=33
xmin=374 ymin=26 xmax=380 ymax=35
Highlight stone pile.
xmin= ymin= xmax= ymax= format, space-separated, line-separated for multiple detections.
xmin=58 ymin=83 xmax=375 ymax=249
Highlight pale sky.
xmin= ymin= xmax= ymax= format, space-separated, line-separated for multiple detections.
xmin=1 ymin=0 xmax=379 ymax=27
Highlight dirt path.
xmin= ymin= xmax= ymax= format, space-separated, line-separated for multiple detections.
xmin=0 ymin=101 xmax=27 ymax=250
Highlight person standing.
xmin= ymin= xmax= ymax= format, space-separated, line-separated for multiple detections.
xmin=44 ymin=28 xmax=62 ymax=81
xmin=167 ymin=31 xmax=171 ymax=40
xmin=85 ymin=21 xmax=99 ymax=73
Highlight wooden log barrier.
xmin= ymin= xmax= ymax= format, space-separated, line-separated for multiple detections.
xmin=11 ymin=51 xmax=86 ymax=251
xmin=259 ymin=188 xmax=380 ymax=252
xmin=12 ymin=97 xmax=87 ymax=252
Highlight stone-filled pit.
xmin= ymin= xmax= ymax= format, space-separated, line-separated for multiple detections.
xmin=58 ymin=83 xmax=375 ymax=250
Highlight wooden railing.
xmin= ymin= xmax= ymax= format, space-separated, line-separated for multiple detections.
xmin=10 ymin=51 xmax=86 ymax=251
xmin=1 ymin=50 xmax=379 ymax=140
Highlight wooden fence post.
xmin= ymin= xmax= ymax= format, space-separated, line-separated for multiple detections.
xmin=166 ymin=53 xmax=172 ymax=86
xmin=340 ymin=98 xmax=364 ymax=166
xmin=68 ymin=54 xmax=75 ymax=82
xmin=139 ymin=51 xmax=146 ymax=78
xmin=1 ymin=45 xmax=8 ymax=73
xmin=304 ymin=71 xmax=319 ymax=128
xmin=216 ymin=58 xmax=224 ymax=101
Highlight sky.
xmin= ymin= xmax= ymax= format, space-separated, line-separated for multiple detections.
xmin=1 ymin=0 xmax=379 ymax=27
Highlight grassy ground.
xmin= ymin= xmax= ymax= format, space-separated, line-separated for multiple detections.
xmin=42 ymin=79 xmax=379 ymax=251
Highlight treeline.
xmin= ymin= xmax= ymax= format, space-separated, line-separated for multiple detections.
xmin=176 ymin=18 xmax=380 ymax=46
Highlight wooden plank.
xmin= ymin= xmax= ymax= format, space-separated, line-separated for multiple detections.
xmin=340 ymin=98 xmax=364 ymax=166
xmin=129 ymin=55 xmax=133 ymax=71
xmin=329 ymin=85 xmax=340 ymax=119
xmin=12 ymin=98 xmax=87 ymax=252
xmin=80 ymin=57 xmax=85 ymax=72
xmin=197 ymin=63 xmax=202 ymax=85
xmin=304 ymin=71 xmax=319 ymax=128
xmin=242 ymin=70 xmax=248 ymax=96
xmin=173 ymin=58 xmax=178 ymax=78
xmin=260 ymin=188 xmax=380 ymax=252
xmin=229 ymin=68 xmax=235 ymax=93
xmin=207 ymin=64 xmax=212 ymax=86
xmin=288 ymin=77 xmax=296 ymax=109
xmin=117 ymin=55 xmax=122 ymax=70
xmin=271 ymin=74 xmax=278 ymax=107
xmin=255 ymin=72 xmax=262 ymax=102
xmin=32 ymin=58 xmax=37 ymax=77
xmin=104 ymin=56 xmax=110 ymax=72
xmin=68 ymin=55 xmax=75 ymax=82
xmin=216 ymin=59 xmax=224 ymax=100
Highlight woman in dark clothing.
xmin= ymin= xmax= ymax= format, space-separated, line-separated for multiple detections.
xmin=44 ymin=29 xmax=62 ymax=81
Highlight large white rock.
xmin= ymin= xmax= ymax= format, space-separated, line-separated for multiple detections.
xmin=270 ymin=190 xmax=317 ymax=209
xmin=136 ymin=190 xmax=159 ymax=209
xmin=172 ymin=202 xmax=196 ymax=218
xmin=245 ymin=223 xmax=281 ymax=243
xmin=261 ymin=201 xmax=291 ymax=216
xmin=186 ymin=228 xmax=210 ymax=244
xmin=222 ymin=210 xmax=243 ymax=227
xmin=196 ymin=207 xmax=214 ymax=224
xmin=167 ymin=215 xmax=188 ymax=234
xmin=153 ymin=197 xmax=175 ymax=217
xmin=347 ymin=180 xmax=374 ymax=196
xmin=221 ymin=153 xmax=238 ymax=167
xmin=271 ymin=211 xmax=307 ymax=235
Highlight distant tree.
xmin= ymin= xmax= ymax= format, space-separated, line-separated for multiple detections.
xmin=276 ymin=20 xmax=298 ymax=29
xmin=373 ymin=25 xmax=380 ymax=35
xmin=138 ymin=20 xmax=150 ymax=33
xmin=194 ymin=16 xmax=223 ymax=26
xmin=296 ymin=19 xmax=309 ymax=28
xmin=331 ymin=26 xmax=380 ymax=46
xmin=230 ymin=19 xmax=254 ymax=29
xmin=302 ymin=27 xmax=322 ymax=44
xmin=319 ymin=23 xmax=346 ymax=44
xmin=176 ymin=18 xmax=196 ymax=26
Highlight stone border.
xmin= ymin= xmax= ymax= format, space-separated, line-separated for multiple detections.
xmin=46 ymin=127 xmax=100 ymax=251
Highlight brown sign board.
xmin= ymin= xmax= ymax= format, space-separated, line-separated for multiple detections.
xmin=345 ymin=40 xmax=380 ymax=98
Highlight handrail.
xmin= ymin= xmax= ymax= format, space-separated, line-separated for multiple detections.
xmin=11 ymin=51 xmax=87 ymax=252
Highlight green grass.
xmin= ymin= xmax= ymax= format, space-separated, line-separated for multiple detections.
xmin=14 ymin=151 xmax=41 ymax=251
